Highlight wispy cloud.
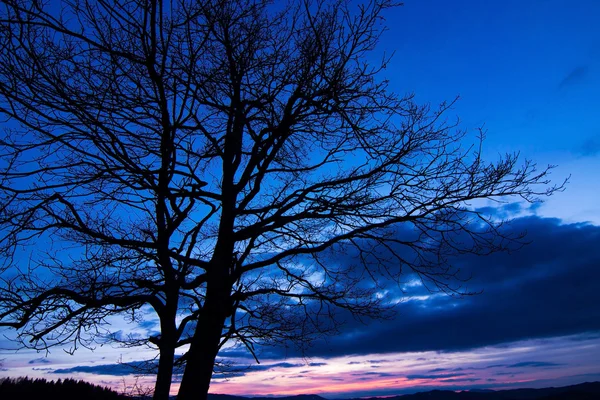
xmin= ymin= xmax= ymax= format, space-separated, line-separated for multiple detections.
xmin=558 ymin=65 xmax=589 ymax=89
xmin=506 ymin=361 xmax=564 ymax=368
xmin=28 ymin=358 xmax=51 ymax=365
xmin=406 ymin=372 xmax=467 ymax=380
xmin=439 ymin=378 xmax=480 ymax=383
xmin=53 ymin=361 xmax=156 ymax=377
xmin=577 ymin=136 xmax=600 ymax=157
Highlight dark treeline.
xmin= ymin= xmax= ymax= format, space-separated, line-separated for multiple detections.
xmin=0 ymin=376 xmax=130 ymax=400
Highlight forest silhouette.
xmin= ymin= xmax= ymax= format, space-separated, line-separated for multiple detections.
xmin=0 ymin=376 xmax=130 ymax=400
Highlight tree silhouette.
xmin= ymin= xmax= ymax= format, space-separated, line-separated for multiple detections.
xmin=0 ymin=1 xmax=562 ymax=400
xmin=0 ymin=376 xmax=129 ymax=400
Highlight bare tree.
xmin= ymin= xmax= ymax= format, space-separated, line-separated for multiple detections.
xmin=0 ymin=0 xmax=562 ymax=399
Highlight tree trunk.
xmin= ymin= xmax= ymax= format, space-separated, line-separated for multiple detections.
xmin=154 ymin=343 xmax=175 ymax=400
xmin=177 ymin=180 xmax=236 ymax=400
xmin=153 ymin=303 xmax=179 ymax=400
xmin=176 ymin=296 xmax=228 ymax=400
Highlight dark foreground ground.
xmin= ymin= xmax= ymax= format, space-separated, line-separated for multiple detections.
xmin=1 ymin=378 xmax=599 ymax=400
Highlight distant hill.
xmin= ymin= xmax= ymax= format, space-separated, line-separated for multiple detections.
xmin=372 ymin=381 xmax=600 ymax=400
xmin=208 ymin=382 xmax=600 ymax=400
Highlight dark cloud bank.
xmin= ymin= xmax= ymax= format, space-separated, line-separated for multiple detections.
xmin=54 ymin=215 xmax=600 ymax=376
xmin=253 ymin=215 xmax=600 ymax=359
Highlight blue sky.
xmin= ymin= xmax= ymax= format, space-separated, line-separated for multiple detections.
xmin=1 ymin=0 xmax=600 ymax=397
xmin=380 ymin=0 xmax=600 ymax=224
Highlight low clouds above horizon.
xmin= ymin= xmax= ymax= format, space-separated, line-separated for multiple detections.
xmin=45 ymin=355 xmax=575 ymax=383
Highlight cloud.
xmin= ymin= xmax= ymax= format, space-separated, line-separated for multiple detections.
xmin=577 ymin=135 xmax=600 ymax=157
xmin=427 ymin=367 xmax=464 ymax=372
xmin=476 ymin=202 xmax=523 ymax=219
xmin=439 ymin=378 xmax=480 ymax=383
xmin=558 ymin=65 xmax=588 ymax=89
xmin=52 ymin=360 xmax=305 ymax=378
xmin=28 ymin=358 xmax=51 ymax=365
xmin=367 ymin=359 xmax=392 ymax=364
xmin=256 ymin=216 xmax=600 ymax=359
xmin=495 ymin=371 xmax=525 ymax=376
xmin=218 ymin=348 xmax=256 ymax=359
xmin=288 ymin=374 xmax=307 ymax=379
xmin=212 ymin=362 xmax=305 ymax=380
xmin=53 ymin=362 xmax=152 ymax=376
xmin=255 ymin=362 xmax=302 ymax=370
xmin=351 ymin=371 xmax=399 ymax=379
xmin=506 ymin=361 xmax=564 ymax=368
xmin=406 ymin=373 xmax=466 ymax=380
xmin=138 ymin=320 xmax=159 ymax=330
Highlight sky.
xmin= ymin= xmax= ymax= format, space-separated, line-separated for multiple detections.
xmin=1 ymin=0 xmax=600 ymax=398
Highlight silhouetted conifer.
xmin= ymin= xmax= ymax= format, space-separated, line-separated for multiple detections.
xmin=0 ymin=376 xmax=130 ymax=400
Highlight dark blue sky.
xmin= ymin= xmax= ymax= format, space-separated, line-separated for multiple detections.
xmin=382 ymin=0 xmax=599 ymax=153
xmin=379 ymin=0 xmax=600 ymax=224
